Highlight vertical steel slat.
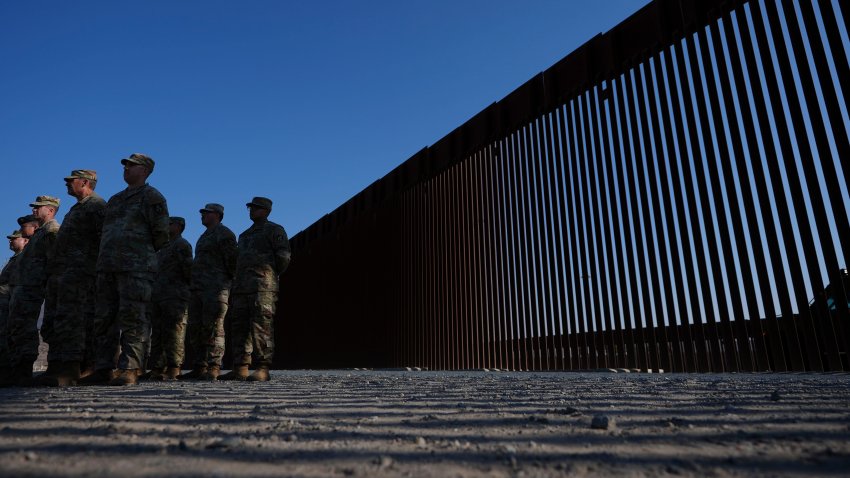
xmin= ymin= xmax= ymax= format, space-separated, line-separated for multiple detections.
xmin=547 ymin=109 xmax=570 ymax=370
xmin=586 ymin=86 xmax=617 ymax=369
xmin=685 ymin=30 xmax=740 ymax=372
xmin=494 ymin=141 xmax=510 ymax=370
xmin=473 ymin=150 xmax=488 ymax=369
xmin=527 ymin=119 xmax=548 ymax=369
xmin=649 ymin=51 xmax=696 ymax=372
xmin=439 ymin=171 xmax=449 ymax=369
xmin=530 ymin=121 xmax=549 ymax=369
xmin=798 ymin=0 xmax=850 ymax=268
xmin=484 ymin=144 xmax=501 ymax=369
xmin=538 ymin=113 xmax=560 ymax=369
xmin=573 ymin=96 xmax=596 ymax=368
xmin=555 ymin=105 xmax=579 ymax=369
xmin=721 ymin=6 xmax=789 ymax=371
xmin=512 ymin=131 xmax=531 ymax=370
xmin=582 ymin=92 xmax=605 ymax=369
xmin=641 ymin=56 xmax=684 ymax=372
xmin=676 ymin=35 xmax=725 ymax=372
xmin=630 ymin=65 xmax=670 ymax=372
xmin=452 ymin=162 xmax=464 ymax=369
xmin=506 ymin=134 xmax=523 ymax=370
xmin=565 ymin=100 xmax=589 ymax=369
xmin=764 ymin=0 xmax=837 ymax=371
xmin=595 ymin=83 xmax=628 ymax=369
xmin=705 ymin=16 xmax=761 ymax=371
xmin=608 ymin=77 xmax=641 ymax=370
xmin=748 ymin=0 xmax=815 ymax=371
xmin=818 ymin=0 xmax=850 ymax=110
xmin=460 ymin=158 xmax=473 ymax=369
xmin=503 ymin=137 xmax=520 ymax=370
xmin=788 ymin=0 xmax=850 ymax=368
xmin=620 ymin=70 xmax=654 ymax=371
xmin=476 ymin=149 xmax=490 ymax=369
xmin=663 ymin=43 xmax=715 ymax=372
xmin=540 ymin=114 xmax=560 ymax=369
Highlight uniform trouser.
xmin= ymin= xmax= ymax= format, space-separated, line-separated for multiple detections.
xmin=0 ymin=295 xmax=10 ymax=368
xmin=148 ymin=298 xmax=188 ymax=369
xmin=7 ymin=285 xmax=44 ymax=368
xmin=228 ymin=291 xmax=277 ymax=367
xmin=42 ymin=270 xmax=95 ymax=363
xmin=93 ymin=272 xmax=154 ymax=371
xmin=187 ymin=290 xmax=227 ymax=368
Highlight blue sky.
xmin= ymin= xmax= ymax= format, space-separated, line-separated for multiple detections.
xmin=0 ymin=0 xmax=645 ymax=249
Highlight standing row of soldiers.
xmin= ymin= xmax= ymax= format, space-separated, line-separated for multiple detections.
xmin=0 ymin=153 xmax=291 ymax=386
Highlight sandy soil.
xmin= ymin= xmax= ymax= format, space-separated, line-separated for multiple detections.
xmin=0 ymin=370 xmax=848 ymax=477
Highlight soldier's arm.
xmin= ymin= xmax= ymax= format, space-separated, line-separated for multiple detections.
xmin=222 ymin=231 xmax=238 ymax=279
xmin=181 ymin=241 xmax=193 ymax=284
xmin=271 ymin=226 xmax=291 ymax=275
xmin=147 ymin=192 xmax=170 ymax=251
xmin=92 ymin=202 xmax=106 ymax=244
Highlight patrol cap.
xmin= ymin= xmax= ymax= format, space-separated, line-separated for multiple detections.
xmin=29 ymin=195 xmax=60 ymax=208
xmin=169 ymin=216 xmax=186 ymax=228
xmin=246 ymin=197 xmax=273 ymax=211
xmin=64 ymin=169 xmax=98 ymax=181
xmin=17 ymin=215 xmax=38 ymax=226
xmin=6 ymin=230 xmax=23 ymax=240
xmin=121 ymin=153 xmax=155 ymax=172
xmin=199 ymin=203 xmax=225 ymax=215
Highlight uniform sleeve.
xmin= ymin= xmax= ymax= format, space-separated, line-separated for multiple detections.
xmin=146 ymin=191 xmax=170 ymax=251
xmin=271 ymin=226 xmax=291 ymax=275
xmin=92 ymin=202 xmax=106 ymax=245
xmin=221 ymin=230 xmax=238 ymax=279
xmin=180 ymin=240 xmax=193 ymax=284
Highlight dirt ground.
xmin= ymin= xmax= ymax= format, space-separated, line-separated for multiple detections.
xmin=0 ymin=370 xmax=848 ymax=477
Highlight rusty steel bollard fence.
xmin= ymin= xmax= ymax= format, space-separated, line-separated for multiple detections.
xmin=274 ymin=0 xmax=850 ymax=372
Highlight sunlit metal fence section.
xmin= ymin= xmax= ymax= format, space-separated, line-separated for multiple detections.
xmin=276 ymin=0 xmax=850 ymax=372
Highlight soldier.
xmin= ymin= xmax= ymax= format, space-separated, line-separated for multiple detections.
xmin=17 ymin=215 xmax=39 ymax=239
xmin=144 ymin=216 xmax=192 ymax=381
xmin=0 ymin=230 xmax=29 ymax=376
xmin=0 ymin=196 xmax=60 ymax=387
xmin=35 ymin=170 xmax=107 ymax=386
xmin=79 ymin=153 xmax=169 ymax=386
xmin=219 ymin=197 xmax=290 ymax=382
xmin=181 ymin=203 xmax=237 ymax=381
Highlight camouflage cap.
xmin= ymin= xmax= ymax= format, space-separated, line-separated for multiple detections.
xmin=17 ymin=214 xmax=38 ymax=225
xmin=246 ymin=197 xmax=273 ymax=211
xmin=169 ymin=216 xmax=186 ymax=227
xmin=29 ymin=195 xmax=60 ymax=208
xmin=199 ymin=203 xmax=225 ymax=215
xmin=64 ymin=169 xmax=98 ymax=181
xmin=121 ymin=153 xmax=155 ymax=172
xmin=6 ymin=230 xmax=23 ymax=240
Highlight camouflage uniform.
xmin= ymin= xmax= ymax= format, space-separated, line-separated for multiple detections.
xmin=42 ymin=191 xmax=106 ymax=363
xmin=148 ymin=232 xmax=192 ymax=369
xmin=229 ymin=216 xmax=291 ymax=368
xmin=0 ymin=249 xmax=22 ymax=368
xmin=188 ymin=222 xmax=237 ymax=369
xmin=93 ymin=184 xmax=169 ymax=371
xmin=8 ymin=217 xmax=59 ymax=369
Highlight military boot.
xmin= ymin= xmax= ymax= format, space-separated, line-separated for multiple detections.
xmin=201 ymin=365 xmax=220 ymax=381
xmin=162 ymin=367 xmax=181 ymax=381
xmin=247 ymin=365 xmax=270 ymax=382
xmin=140 ymin=367 xmax=165 ymax=381
xmin=31 ymin=361 xmax=80 ymax=387
xmin=108 ymin=368 xmax=140 ymax=386
xmin=78 ymin=368 xmax=114 ymax=386
xmin=219 ymin=364 xmax=249 ymax=381
xmin=178 ymin=365 xmax=207 ymax=380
